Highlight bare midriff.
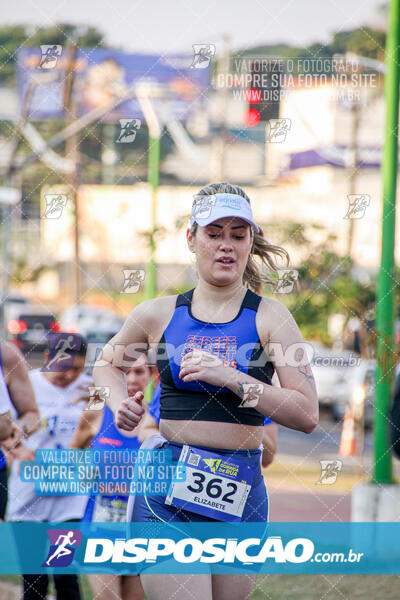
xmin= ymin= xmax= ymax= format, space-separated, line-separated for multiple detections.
xmin=159 ymin=419 xmax=263 ymax=450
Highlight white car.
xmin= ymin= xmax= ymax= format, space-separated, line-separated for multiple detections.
xmin=332 ymin=359 xmax=377 ymax=426
xmin=59 ymin=305 xmax=124 ymax=338
xmin=305 ymin=342 xmax=362 ymax=419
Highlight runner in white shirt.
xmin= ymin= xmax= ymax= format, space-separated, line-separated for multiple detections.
xmin=7 ymin=366 xmax=92 ymax=521
xmin=6 ymin=333 xmax=90 ymax=600
xmin=0 ymin=341 xmax=39 ymax=521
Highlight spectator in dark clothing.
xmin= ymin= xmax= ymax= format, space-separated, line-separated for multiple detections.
xmin=390 ymin=371 xmax=400 ymax=459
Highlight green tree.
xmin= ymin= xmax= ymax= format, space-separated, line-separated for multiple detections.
xmin=263 ymin=223 xmax=376 ymax=344
xmin=0 ymin=24 xmax=106 ymax=85
xmin=330 ymin=27 xmax=386 ymax=62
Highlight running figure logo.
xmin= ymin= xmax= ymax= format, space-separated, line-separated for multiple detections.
xmin=42 ymin=333 xmax=82 ymax=372
xmin=274 ymin=269 xmax=298 ymax=294
xmin=121 ymin=269 xmax=146 ymax=293
xmin=42 ymin=194 xmax=68 ymax=219
xmin=266 ymin=119 xmax=291 ymax=143
xmin=316 ymin=460 xmax=343 ymax=485
xmin=344 ymin=194 xmax=370 ymax=220
xmin=42 ymin=529 xmax=82 ymax=567
xmin=190 ymin=44 xmax=216 ymax=69
xmin=203 ymin=458 xmax=221 ymax=473
xmin=39 ymin=45 xmax=62 ymax=69
xmin=238 ymin=383 xmax=264 ymax=408
xmin=116 ymin=119 xmax=141 ymax=143
xmin=86 ymin=387 xmax=110 ymax=411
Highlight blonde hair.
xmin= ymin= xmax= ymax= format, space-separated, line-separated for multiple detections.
xmin=190 ymin=182 xmax=290 ymax=294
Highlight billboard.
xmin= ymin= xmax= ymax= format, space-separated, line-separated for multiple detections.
xmin=17 ymin=48 xmax=211 ymax=121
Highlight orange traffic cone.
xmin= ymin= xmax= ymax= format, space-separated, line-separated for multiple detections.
xmin=339 ymin=408 xmax=357 ymax=457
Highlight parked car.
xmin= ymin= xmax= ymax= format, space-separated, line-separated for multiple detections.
xmin=6 ymin=303 xmax=60 ymax=353
xmin=3 ymin=293 xmax=29 ymax=324
xmin=59 ymin=305 xmax=124 ymax=337
xmin=306 ymin=342 xmax=359 ymax=418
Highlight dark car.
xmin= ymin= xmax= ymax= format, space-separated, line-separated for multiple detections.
xmin=7 ymin=304 xmax=60 ymax=353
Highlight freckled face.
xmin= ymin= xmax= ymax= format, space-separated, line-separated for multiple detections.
xmin=188 ymin=217 xmax=253 ymax=286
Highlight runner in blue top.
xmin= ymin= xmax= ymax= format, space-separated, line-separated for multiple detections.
xmin=71 ymin=352 xmax=154 ymax=600
xmin=93 ymin=182 xmax=319 ymax=600
xmin=139 ymin=382 xmax=278 ymax=467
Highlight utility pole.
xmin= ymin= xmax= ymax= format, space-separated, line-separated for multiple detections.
xmin=0 ymin=189 xmax=20 ymax=335
xmin=210 ymin=35 xmax=230 ymax=181
xmin=373 ymin=0 xmax=400 ymax=485
xmin=63 ymin=40 xmax=81 ymax=305
xmin=102 ymin=123 xmax=118 ymax=184
xmin=136 ymin=84 xmax=162 ymax=301
xmin=0 ymin=84 xmax=35 ymax=334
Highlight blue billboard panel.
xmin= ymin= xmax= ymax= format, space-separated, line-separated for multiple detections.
xmin=17 ymin=48 xmax=211 ymax=121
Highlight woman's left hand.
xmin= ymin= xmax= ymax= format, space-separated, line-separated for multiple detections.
xmin=179 ymin=350 xmax=236 ymax=388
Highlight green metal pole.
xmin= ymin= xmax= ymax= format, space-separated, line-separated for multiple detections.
xmin=102 ymin=123 xmax=116 ymax=184
xmin=373 ymin=0 xmax=400 ymax=484
xmin=144 ymin=134 xmax=160 ymax=301
xmin=144 ymin=133 xmax=160 ymax=404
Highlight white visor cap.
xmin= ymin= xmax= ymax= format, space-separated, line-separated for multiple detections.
xmin=190 ymin=193 xmax=260 ymax=233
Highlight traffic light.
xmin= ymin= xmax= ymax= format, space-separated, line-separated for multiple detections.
xmin=243 ymin=59 xmax=282 ymax=126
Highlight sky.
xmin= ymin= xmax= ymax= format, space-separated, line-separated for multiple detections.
xmin=1 ymin=0 xmax=386 ymax=54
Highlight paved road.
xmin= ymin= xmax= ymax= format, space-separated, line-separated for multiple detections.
xmin=275 ymin=410 xmax=374 ymax=464
xmin=267 ymin=481 xmax=351 ymax=522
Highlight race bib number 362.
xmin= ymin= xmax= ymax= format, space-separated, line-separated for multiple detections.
xmin=165 ymin=445 xmax=254 ymax=522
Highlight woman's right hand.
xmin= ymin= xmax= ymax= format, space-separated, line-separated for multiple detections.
xmin=116 ymin=391 xmax=145 ymax=431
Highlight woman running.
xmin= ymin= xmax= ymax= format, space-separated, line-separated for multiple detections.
xmin=93 ymin=182 xmax=319 ymax=600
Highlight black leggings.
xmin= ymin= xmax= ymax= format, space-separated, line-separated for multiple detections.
xmin=23 ymin=574 xmax=81 ymax=600
xmin=0 ymin=466 xmax=7 ymax=520
xmin=22 ymin=519 xmax=81 ymax=600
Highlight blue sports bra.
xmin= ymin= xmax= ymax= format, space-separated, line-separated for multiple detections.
xmin=156 ymin=288 xmax=274 ymax=426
